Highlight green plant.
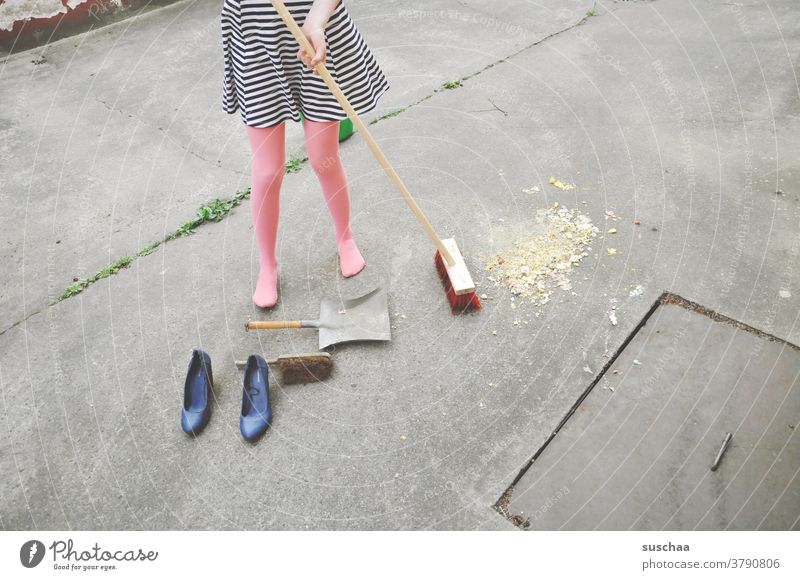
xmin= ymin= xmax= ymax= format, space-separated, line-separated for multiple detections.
xmin=57 ymin=255 xmax=133 ymax=301
xmin=195 ymin=192 xmax=248 ymax=223
xmin=286 ymin=154 xmax=308 ymax=174
xmin=137 ymin=242 xmax=161 ymax=257
xmin=369 ymin=107 xmax=406 ymax=125
xmin=54 ymin=189 xmax=253 ymax=303
xmin=442 ymin=80 xmax=463 ymax=90
xmin=165 ymin=220 xmax=195 ymax=241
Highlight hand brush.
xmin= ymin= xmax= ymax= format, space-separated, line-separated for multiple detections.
xmin=271 ymin=0 xmax=481 ymax=314
xmin=235 ymin=353 xmax=333 ymax=385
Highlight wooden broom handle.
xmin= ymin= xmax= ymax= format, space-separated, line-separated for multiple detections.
xmin=271 ymin=0 xmax=455 ymax=267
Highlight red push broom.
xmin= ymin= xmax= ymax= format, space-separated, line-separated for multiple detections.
xmin=272 ymin=0 xmax=480 ymax=313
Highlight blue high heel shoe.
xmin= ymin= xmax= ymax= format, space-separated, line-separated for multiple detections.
xmin=240 ymin=354 xmax=272 ymax=441
xmin=181 ymin=349 xmax=213 ymax=435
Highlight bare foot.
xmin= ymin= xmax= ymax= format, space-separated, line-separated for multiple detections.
xmin=253 ymin=267 xmax=278 ymax=308
xmin=338 ymin=238 xmax=366 ymax=278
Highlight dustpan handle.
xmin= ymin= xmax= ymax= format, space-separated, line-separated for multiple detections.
xmin=270 ymin=0 xmax=455 ymax=267
xmin=245 ymin=320 xmax=318 ymax=330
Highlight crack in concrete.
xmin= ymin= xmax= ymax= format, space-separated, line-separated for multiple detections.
xmin=370 ymin=9 xmax=596 ymax=125
xmin=0 ymin=307 xmax=44 ymax=338
xmin=660 ymin=292 xmax=800 ymax=352
xmin=91 ymin=93 xmax=248 ymax=177
xmin=494 ymin=290 xmax=800 ymax=529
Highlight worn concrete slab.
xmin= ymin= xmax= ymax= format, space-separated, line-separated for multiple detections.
xmin=0 ymin=0 xmax=798 ymax=530
xmin=507 ymin=301 xmax=800 ymax=530
xmin=416 ymin=0 xmax=800 ymax=345
xmin=0 ymin=0 xmax=594 ymax=332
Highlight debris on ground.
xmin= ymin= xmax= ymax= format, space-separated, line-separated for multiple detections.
xmin=549 ymin=176 xmax=575 ymax=190
xmin=605 ymin=210 xmax=620 ymax=221
xmin=522 ymin=185 xmax=540 ymax=194
xmin=608 ymin=298 xmax=619 ymax=326
xmin=779 ymin=289 xmax=792 ymax=298
xmin=629 ymin=285 xmax=644 ymax=297
xmin=607 ymin=248 xmax=618 ymax=256
xmin=486 ymin=206 xmax=599 ymax=305
xmin=607 ymin=228 xmax=617 ymax=234
xmin=633 ymin=359 xmax=642 ymax=366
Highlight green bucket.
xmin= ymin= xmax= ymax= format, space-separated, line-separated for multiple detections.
xmin=338 ymin=118 xmax=354 ymax=141
xmin=299 ymin=112 xmax=354 ymax=142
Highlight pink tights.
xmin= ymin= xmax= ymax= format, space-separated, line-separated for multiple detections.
xmin=245 ymin=119 xmax=365 ymax=308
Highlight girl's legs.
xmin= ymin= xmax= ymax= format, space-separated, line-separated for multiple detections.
xmin=245 ymin=123 xmax=286 ymax=308
xmin=303 ymin=119 xmax=366 ymax=277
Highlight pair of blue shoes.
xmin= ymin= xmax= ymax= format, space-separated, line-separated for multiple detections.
xmin=180 ymin=350 xmax=272 ymax=441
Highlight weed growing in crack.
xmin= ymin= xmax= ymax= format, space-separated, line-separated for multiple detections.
xmin=369 ymin=107 xmax=406 ymax=125
xmin=57 ymin=256 xmax=133 ymax=301
xmin=286 ymin=154 xmax=308 ymax=173
xmin=54 ymin=189 xmax=252 ymax=302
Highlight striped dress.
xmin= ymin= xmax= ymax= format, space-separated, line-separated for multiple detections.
xmin=220 ymin=0 xmax=390 ymax=127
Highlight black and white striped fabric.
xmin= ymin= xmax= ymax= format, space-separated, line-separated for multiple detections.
xmin=220 ymin=0 xmax=390 ymax=127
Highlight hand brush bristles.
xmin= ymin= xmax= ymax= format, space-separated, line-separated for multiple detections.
xmin=435 ymin=250 xmax=482 ymax=313
xmin=235 ymin=353 xmax=333 ymax=385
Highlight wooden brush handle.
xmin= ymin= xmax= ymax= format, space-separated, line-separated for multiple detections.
xmin=271 ymin=0 xmax=455 ymax=267
xmin=235 ymin=353 xmax=332 ymax=367
xmin=245 ymin=320 xmax=303 ymax=330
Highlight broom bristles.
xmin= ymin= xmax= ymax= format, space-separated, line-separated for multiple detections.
xmin=434 ymin=250 xmax=482 ymax=313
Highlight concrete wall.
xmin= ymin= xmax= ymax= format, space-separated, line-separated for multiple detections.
xmin=0 ymin=0 xmax=174 ymax=52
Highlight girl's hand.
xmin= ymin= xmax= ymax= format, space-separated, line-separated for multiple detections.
xmin=297 ymin=22 xmax=326 ymax=74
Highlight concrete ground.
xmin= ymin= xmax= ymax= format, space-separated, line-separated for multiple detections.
xmin=508 ymin=298 xmax=800 ymax=530
xmin=0 ymin=0 xmax=798 ymax=530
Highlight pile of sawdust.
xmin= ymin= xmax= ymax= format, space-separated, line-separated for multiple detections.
xmin=486 ymin=205 xmax=598 ymax=306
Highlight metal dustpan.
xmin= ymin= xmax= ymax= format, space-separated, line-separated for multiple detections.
xmin=316 ymin=287 xmax=391 ymax=349
xmin=246 ymin=287 xmax=391 ymax=349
